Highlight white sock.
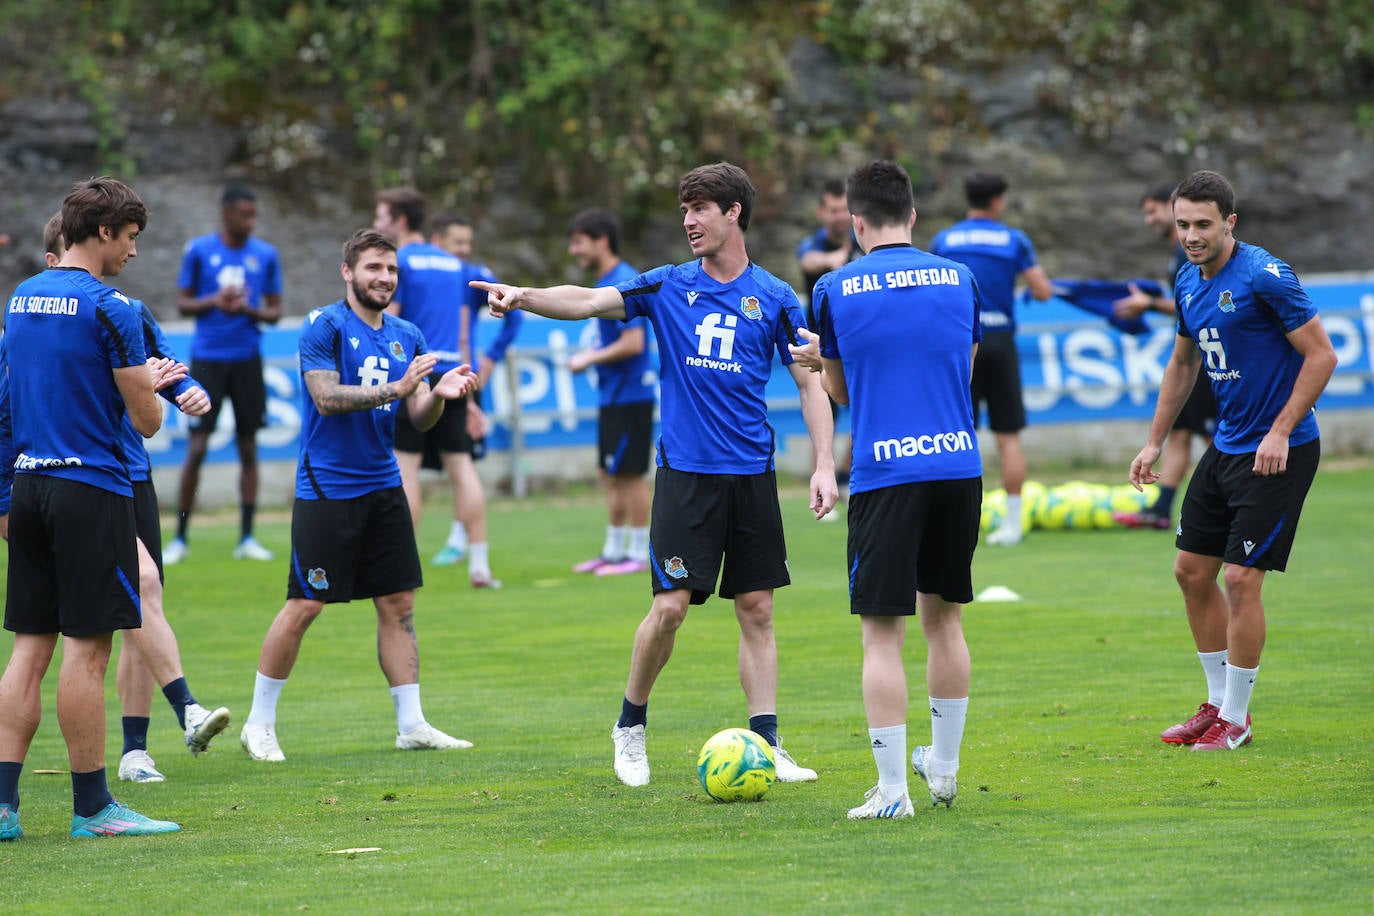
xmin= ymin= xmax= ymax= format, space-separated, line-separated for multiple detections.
xmin=469 ymin=542 xmax=490 ymax=577
xmin=602 ymin=525 xmax=627 ymax=561
xmin=246 ymin=671 xmax=287 ymax=727
xmin=868 ymin=724 xmax=908 ymax=797
xmin=1003 ymin=495 xmax=1022 ymax=533
xmin=390 ymin=683 xmax=425 ymax=734
xmin=1219 ymin=664 xmax=1257 ymax=727
xmin=446 ymin=521 xmax=468 ymax=551
xmin=929 ymin=696 xmax=968 ymax=775
xmin=1199 ymin=649 xmax=1229 ymax=708
xmin=627 ymin=527 xmax=649 ymax=563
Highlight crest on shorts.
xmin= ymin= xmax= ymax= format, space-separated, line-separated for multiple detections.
xmin=663 ymin=556 xmax=688 ymax=580
xmin=741 ymin=296 xmax=762 ymax=320
xmin=390 ymin=340 xmax=406 ymax=360
xmin=307 ymin=568 xmax=330 ymax=590
xmin=1218 ymin=290 xmax=1236 ymax=313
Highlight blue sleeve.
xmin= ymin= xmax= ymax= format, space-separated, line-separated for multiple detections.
xmin=815 ymin=274 xmax=839 ymax=360
xmin=176 ymin=241 xmax=199 ymax=293
xmin=140 ymin=303 xmax=203 ymax=402
xmin=796 ymin=231 xmax=819 ymax=261
xmin=969 ymin=272 xmax=984 ymax=345
xmin=773 ymin=284 xmax=805 ymax=365
xmin=485 ymin=308 xmax=522 ymax=363
xmin=1016 ymin=230 xmax=1038 ymax=273
xmin=263 ymin=245 xmax=284 ymax=297
xmin=100 ymin=295 xmax=148 ymax=368
xmin=299 ymin=309 xmax=341 ymax=373
xmin=618 ymin=265 xmax=670 ymax=321
xmin=0 ymin=338 xmax=13 ymax=515
xmin=1253 ymin=258 xmax=1317 ymax=332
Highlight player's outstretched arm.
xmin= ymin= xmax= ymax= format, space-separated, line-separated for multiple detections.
xmin=469 ymin=280 xmax=626 ymax=321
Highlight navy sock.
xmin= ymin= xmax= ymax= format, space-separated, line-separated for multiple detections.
xmin=617 ymin=697 xmax=647 ymax=729
xmin=241 ymin=504 xmax=257 ymax=541
xmin=71 ymin=768 xmax=113 ymax=818
xmin=1152 ymin=486 xmax=1178 ymax=517
xmin=121 ymin=717 xmax=151 ymax=756
xmin=0 ymin=761 xmax=22 ymax=809
xmin=162 ymin=677 xmax=196 ymax=729
xmin=749 ymin=713 xmax=778 ymax=748
xmin=176 ymin=509 xmax=191 ymax=542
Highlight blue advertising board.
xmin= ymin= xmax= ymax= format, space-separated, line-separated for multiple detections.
xmin=145 ymin=273 xmax=1374 ymax=467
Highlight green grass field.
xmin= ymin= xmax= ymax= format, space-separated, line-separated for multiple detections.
xmin=2 ymin=464 xmax=1372 ymax=913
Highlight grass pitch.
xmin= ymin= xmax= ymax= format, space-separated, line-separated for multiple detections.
xmin=1 ymin=465 xmax=1372 ymax=913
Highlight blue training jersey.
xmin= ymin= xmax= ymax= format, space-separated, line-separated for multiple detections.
xmin=396 ymin=242 xmax=487 ymax=374
xmin=617 ymin=260 xmax=805 ymax=474
xmin=4 ymin=267 xmax=147 ymax=496
xmin=1174 ymin=242 xmax=1320 ymax=454
xmin=593 ymin=260 xmax=656 ymax=407
xmin=929 ymin=217 xmax=1037 ymax=334
xmin=178 ymin=233 xmax=283 ymax=362
xmin=122 ymin=300 xmax=205 ymax=482
xmin=816 ymin=244 xmax=984 ymax=494
xmin=295 ymin=302 xmax=429 ymax=499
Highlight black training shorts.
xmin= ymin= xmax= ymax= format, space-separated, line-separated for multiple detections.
xmin=133 ymin=477 xmax=164 ymax=581
xmin=598 ymin=401 xmax=654 ymax=477
xmin=1173 ymin=371 xmax=1218 ymax=439
xmin=188 ymin=356 xmax=268 ymax=434
xmin=394 ymin=395 xmax=482 ymax=467
xmin=286 ymin=486 xmax=423 ymax=603
xmin=971 ymin=332 xmax=1026 ymax=434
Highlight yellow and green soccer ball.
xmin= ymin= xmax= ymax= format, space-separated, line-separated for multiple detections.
xmin=696 ymin=728 xmax=776 ymax=802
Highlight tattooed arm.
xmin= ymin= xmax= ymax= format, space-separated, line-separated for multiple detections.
xmin=304 ymin=353 xmax=439 ymax=416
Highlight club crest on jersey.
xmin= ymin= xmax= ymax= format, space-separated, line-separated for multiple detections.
xmin=306 ymin=568 xmax=330 ymax=590
xmin=687 ymin=291 xmax=700 ymax=306
xmin=663 ymin=556 xmax=688 ymax=580
xmin=1218 ymin=290 xmax=1236 ymax=313
xmin=741 ymin=296 xmax=762 ymax=320
xmin=245 ymin=255 xmax=260 ymax=272
xmin=390 ymin=340 xmax=406 ymax=360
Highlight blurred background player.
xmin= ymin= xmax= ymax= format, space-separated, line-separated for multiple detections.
xmin=375 ymin=192 xmax=501 ymax=588
xmin=424 ymin=212 xmax=522 ymax=581
xmin=793 ymin=160 xmax=982 ymax=818
xmin=240 ymin=229 xmax=478 ymax=762
xmin=15 ymin=215 xmax=231 ymax=784
xmin=796 ymin=179 xmax=860 ymax=517
xmin=1113 ymin=181 xmax=1217 ymax=530
xmin=930 ymin=171 xmax=1053 ymax=546
xmin=474 ymin=162 xmax=837 ymax=788
xmin=1128 ymin=170 xmax=1335 ymax=752
xmin=166 ymin=185 xmax=284 ymax=564
xmin=0 ymin=177 xmax=180 ymax=839
xmin=565 ymin=208 xmax=656 ymax=576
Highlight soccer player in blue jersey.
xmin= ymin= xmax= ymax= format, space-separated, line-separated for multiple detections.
xmin=474 ymin=162 xmax=838 ymax=787
xmin=565 ymin=208 xmax=657 ymax=576
xmin=375 ymin=190 xmax=502 ymax=588
xmin=1113 ymin=182 xmax=1217 ymax=530
xmin=930 ymin=171 xmax=1053 ymax=546
xmin=21 ymin=215 xmax=231 ymax=784
xmin=167 ymin=185 xmax=284 ymax=565
xmin=240 ymin=229 xmax=478 ymax=762
xmin=791 ymin=160 xmax=983 ymax=817
xmin=0 ymin=177 xmax=181 ymax=839
xmin=1129 ymin=170 xmax=1336 ymax=752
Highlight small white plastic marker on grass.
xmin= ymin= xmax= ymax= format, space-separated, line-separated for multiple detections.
xmin=974 ymin=585 xmax=1022 ymax=602
xmin=325 ymin=847 xmax=382 ymax=855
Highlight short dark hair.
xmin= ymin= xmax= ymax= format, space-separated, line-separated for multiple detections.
xmin=568 ymin=208 xmax=622 ymax=255
xmin=679 ymin=162 xmax=755 ymax=231
xmin=819 ymin=179 xmax=846 ymax=201
xmin=221 ymin=184 xmax=256 ymax=207
xmin=42 ymin=211 xmax=64 ymax=259
xmin=846 ymin=160 xmax=914 ymax=229
xmin=1173 ymin=170 xmax=1236 ymax=218
xmin=343 ymin=228 xmax=396 ymax=270
xmin=377 ymin=186 xmax=426 ymax=233
xmin=963 ymin=171 xmax=1008 ymax=209
xmin=61 ymin=176 xmax=148 ymax=247
xmin=1141 ymin=182 xmax=1176 ymax=206
xmin=430 ymin=211 xmax=470 ymax=237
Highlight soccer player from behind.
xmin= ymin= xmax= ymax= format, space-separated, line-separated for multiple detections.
xmin=167 ymin=185 xmax=284 ymax=564
xmin=375 ymin=191 xmax=501 ymax=588
xmin=1129 ymin=170 xmax=1335 ymax=751
xmin=0 ymin=177 xmax=181 ymax=839
xmin=1112 ymin=181 xmax=1217 ymax=530
xmin=565 ymin=208 xmax=656 ymax=576
xmin=792 ymin=160 xmax=983 ymax=817
xmin=14 ymin=214 xmax=232 ymax=784
xmin=239 ymin=229 xmax=478 ymax=762
xmin=473 ymin=162 xmax=838 ymax=787
xmin=930 ymin=171 xmax=1052 ymax=546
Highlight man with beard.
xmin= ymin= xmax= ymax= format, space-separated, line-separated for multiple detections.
xmin=239 ymin=230 xmax=478 ymax=762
